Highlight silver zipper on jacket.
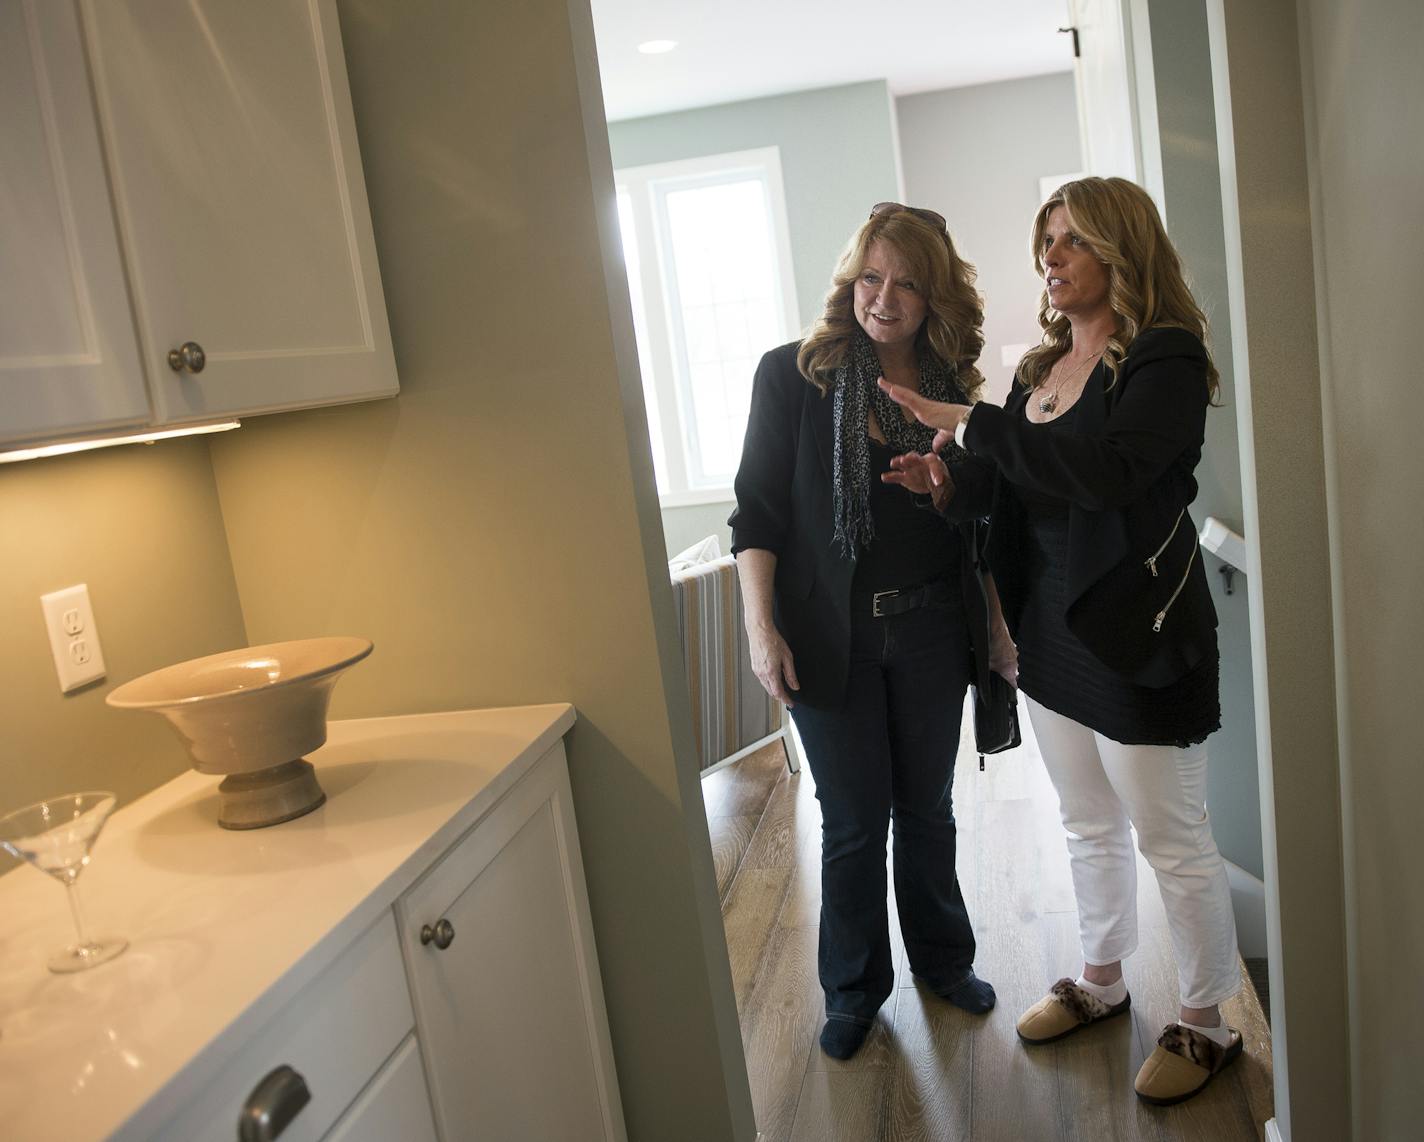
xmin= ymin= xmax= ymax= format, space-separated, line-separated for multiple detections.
xmin=1152 ymin=543 xmax=1197 ymax=633
xmin=1144 ymin=509 xmax=1186 ymax=578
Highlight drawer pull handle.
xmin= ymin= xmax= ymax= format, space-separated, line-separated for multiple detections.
xmin=420 ymin=918 xmax=455 ymax=949
xmin=238 ymin=1064 xmax=310 ymax=1142
xmin=167 ymin=341 xmax=207 ymax=373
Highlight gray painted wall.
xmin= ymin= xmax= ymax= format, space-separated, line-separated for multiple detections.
xmin=607 ymin=80 xmax=902 ymax=333
xmin=1143 ymin=0 xmax=1262 ymax=880
xmin=897 ymin=73 xmax=1081 ymax=403
xmin=1209 ymin=0 xmax=1350 ymax=1134
xmin=1299 ymin=0 xmax=1424 ymax=1136
xmin=205 ymin=0 xmax=756 ymax=1136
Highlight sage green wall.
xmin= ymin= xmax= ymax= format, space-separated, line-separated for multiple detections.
xmin=1299 ymin=1 xmax=1424 ymax=1137
xmin=0 ymin=440 xmax=247 ymax=825
xmin=607 ymin=80 xmax=903 ymax=332
xmin=205 ymin=1 xmax=753 ymax=1138
xmin=1141 ymin=0 xmax=1262 ymax=881
xmin=896 ymin=73 xmax=1080 ymax=404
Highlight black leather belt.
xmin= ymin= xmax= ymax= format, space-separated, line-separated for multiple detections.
xmin=866 ymin=578 xmax=956 ymax=617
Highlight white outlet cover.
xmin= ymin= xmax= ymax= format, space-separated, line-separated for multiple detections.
xmin=40 ymin=584 xmax=106 ymax=693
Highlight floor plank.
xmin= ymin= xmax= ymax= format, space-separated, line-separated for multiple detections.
xmin=788 ymin=1070 xmax=887 ymax=1142
xmin=968 ymin=797 xmax=1065 ymax=1142
xmin=739 ymin=922 xmax=823 ymax=1142
xmin=722 ymin=868 xmax=794 ymax=1014
xmin=882 ymin=986 xmax=974 ymax=1142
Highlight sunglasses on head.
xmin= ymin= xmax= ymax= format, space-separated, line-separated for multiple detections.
xmin=869 ymin=201 xmax=947 ymax=231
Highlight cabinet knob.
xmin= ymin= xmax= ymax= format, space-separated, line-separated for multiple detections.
xmin=167 ymin=341 xmax=207 ymax=373
xmin=237 ymin=1064 xmax=310 ymax=1142
xmin=420 ymin=918 xmax=455 ymax=949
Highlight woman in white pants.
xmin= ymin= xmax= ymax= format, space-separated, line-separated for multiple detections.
xmin=879 ymin=176 xmax=1242 ymax=1107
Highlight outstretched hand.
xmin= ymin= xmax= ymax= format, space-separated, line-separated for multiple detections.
xmin=882 ymin=450 xmax=955 ymax=512
xmin=877 ymin=377 xmax=971 ymax=435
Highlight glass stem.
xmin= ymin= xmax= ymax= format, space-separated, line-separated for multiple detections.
xmin=64 ymin=878 xmax=91 ymax=950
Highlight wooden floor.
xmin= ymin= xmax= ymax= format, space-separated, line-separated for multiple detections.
xmin=701 ymin=705 xmax=1274 ymax=1142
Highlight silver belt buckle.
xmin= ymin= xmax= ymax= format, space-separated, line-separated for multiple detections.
xmin=872 ymin=589 xmax=899 ymax=617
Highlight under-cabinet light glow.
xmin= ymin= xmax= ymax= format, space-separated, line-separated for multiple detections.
xmin=637 ymin=39 xmax=678 ymax=54
xmin=0 ymin=420 xmax=241 ymax=464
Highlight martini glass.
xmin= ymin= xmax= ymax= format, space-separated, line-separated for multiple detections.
xmin=0 ymin=791 xmax=128 ymax=973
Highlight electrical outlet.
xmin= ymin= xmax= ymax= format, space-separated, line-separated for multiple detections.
xmin=40 ymin=584 xmax=107 ymax=693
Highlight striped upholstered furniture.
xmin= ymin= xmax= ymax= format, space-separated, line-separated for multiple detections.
xmin=670 ymin=554 xmax=801 ymax=776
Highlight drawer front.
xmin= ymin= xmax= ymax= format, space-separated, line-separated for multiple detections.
xmin=155 ymin=912 xmax=413 ymax=1142
xmin=322 ymin=1034 xmax=435 ymax=1142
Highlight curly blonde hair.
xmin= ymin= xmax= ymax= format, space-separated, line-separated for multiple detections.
xmin=1019 ymin=176 xmax=1220 ymax=401
xmin=797 ymin=208 xmax=985 ymax=398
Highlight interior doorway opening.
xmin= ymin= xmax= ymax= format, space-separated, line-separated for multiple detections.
xmin=586 ymin=1 xmax=1285 ymax=1138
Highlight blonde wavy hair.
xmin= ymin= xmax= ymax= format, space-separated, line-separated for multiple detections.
xmin=797 ymin=208 xmax=985 ymax=398
xmin=1019 ymin=177 xmax=1220 ymax=401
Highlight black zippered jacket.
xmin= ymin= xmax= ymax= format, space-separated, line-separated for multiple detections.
xmin=944 ymin=326 xmax=1218 ymax=688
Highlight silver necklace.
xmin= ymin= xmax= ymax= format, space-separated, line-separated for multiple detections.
xmin=1038 ymin=351 xmax=1103 ymax=415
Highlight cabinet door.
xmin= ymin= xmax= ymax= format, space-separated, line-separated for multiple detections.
xmin=398 ymin=745 xmax=627 ymax=1142
xmin=0 ymin=0 xmax=150 ymax=448
xmin=78 ymin=0 xmax=397 ymax=425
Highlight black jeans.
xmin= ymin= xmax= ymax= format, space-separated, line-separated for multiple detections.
xmin=790 ymin=600 xmax=976 ymax=1024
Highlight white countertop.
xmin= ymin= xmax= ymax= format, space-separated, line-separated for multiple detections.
xmin=0 ymin=703 xmax=576 ymax=1141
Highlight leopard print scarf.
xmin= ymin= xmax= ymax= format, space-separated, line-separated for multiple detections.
xmin=831 ymin=329 xmax=968 ymax=557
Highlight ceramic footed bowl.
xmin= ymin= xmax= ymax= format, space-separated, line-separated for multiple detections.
xmin=107 ymin=637 xmax=373 ymax=830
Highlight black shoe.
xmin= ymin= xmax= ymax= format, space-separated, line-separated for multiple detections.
xmin=819 ymin=1017 xmax=873 ymax=1059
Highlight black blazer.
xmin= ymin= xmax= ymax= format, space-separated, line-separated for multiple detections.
xmin=945 ymin=326 xmax=1218 ymax=688
xmin=728 ymin=341 xmax=977 ymax=709
xmin=728 ymin=342 xmax=853 ymax=708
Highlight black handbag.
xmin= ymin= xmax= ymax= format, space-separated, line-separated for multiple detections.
xmin=973 ymin=668 xmax=1021 ymax=762
xmin=959 ymin=519 xmax=1021 ymax=768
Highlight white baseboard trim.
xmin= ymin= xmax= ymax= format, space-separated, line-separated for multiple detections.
xmin=1265 ymin=1117 xmax=1285 ymax=1142
xmin=1225 ymin=858 xmax=1268 ymax=959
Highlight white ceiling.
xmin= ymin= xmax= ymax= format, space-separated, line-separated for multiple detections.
xmin=590 ymin=0 xmax=1076 ymax=123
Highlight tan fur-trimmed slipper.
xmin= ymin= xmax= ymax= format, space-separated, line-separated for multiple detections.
xmin=1135 ymin=1023 xmax=1244 ymax=1105
xmin=1016 ymin=977 xmax=1132 ymax=1045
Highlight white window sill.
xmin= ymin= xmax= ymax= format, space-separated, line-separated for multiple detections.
xmin=658 ymin=487 xmax=735 ymax=509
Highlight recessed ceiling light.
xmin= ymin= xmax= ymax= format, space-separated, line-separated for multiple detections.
xmin=637 ymin=40 xmax=678 ymax=55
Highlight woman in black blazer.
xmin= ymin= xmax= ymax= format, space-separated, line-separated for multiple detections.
xmin=730 ymin=203 xmax=1009 ymax=1061
xmin=882 ymin=177 xmax=1243 ymax=1107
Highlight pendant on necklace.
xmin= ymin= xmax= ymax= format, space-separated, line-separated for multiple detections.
xmin=1038 ymin=391 xmax=1058 ymax=414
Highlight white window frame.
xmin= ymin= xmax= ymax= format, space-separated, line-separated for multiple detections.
xmin=615 ymin=146 xmax=800 ymax=504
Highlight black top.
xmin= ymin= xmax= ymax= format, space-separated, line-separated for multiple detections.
xmin=1010 ymin=402 xmax=1219 ymax=746
xmin=853 ymin=438 xmax=961 ymax=598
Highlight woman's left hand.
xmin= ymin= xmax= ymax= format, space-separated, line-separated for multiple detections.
xmin=878 ymin=377 xmax=971 ymax=435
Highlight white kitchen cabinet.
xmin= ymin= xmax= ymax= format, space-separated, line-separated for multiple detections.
xmin=399 ymin=742 xmax=625 ymax=1142
xmin=0 ymin=0 xmax=151 ymax=446
xmin=0 ymin=705 xmax=623 ymax=1142
xmin=0 ymin=0 xmax=397 ymax=450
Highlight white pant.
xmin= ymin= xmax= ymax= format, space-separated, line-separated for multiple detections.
xmin=1026 ymin=696 xmax=1241 ymax=1009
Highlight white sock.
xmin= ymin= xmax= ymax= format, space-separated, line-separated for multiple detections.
xmin=1075 ymin=974 xmax=1127 ymax=1006
xmin=1180 ymin=1017 xmax=1233 ymax=1047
